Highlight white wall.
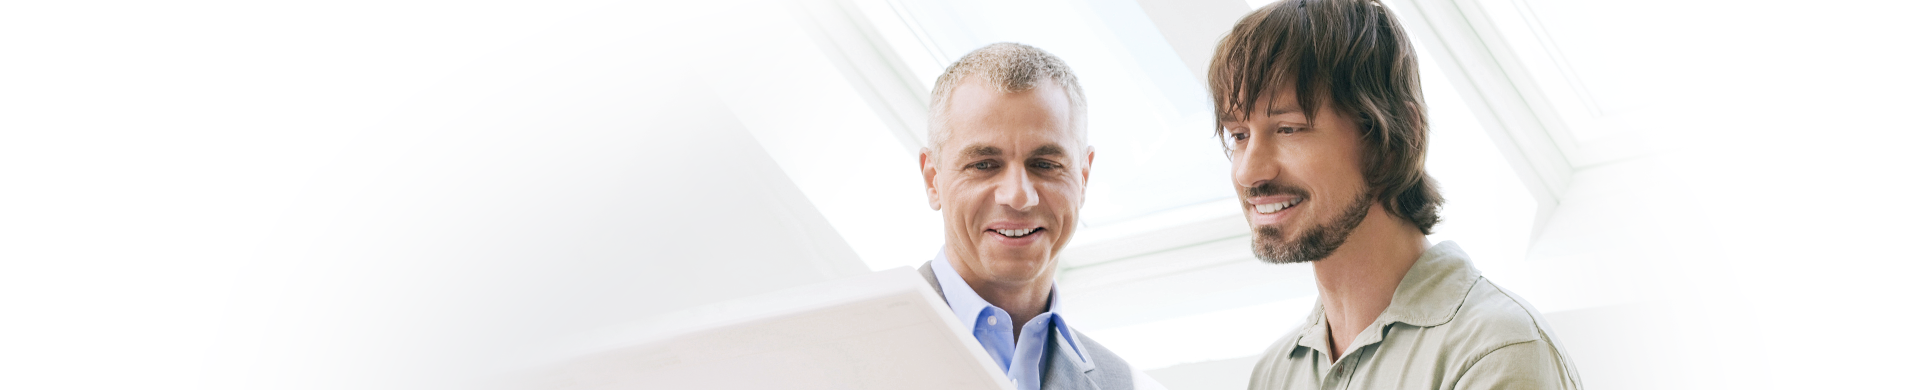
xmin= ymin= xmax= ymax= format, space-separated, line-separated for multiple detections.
xmin=0 ymin=1 xmax=868 ymax=389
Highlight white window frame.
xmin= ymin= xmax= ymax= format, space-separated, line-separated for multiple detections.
xmin=1386 ymin=0 xmax=1577 ymax=214
xmin=791 ymin=0 xmax=1588 ymax=273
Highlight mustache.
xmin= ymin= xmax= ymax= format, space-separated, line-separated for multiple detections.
xmin=1244 ymin=182 xmax=1309 ymax=199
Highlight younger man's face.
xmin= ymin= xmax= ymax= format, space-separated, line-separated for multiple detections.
xmin=1221 ymin=87 xmax=1373 ymax=264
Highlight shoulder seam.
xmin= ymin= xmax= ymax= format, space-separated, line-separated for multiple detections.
xmin=1486 ymin=281 xmax=1546 ymax=341
xmin=1485 ymin=281 xmax=1582 ymax=389
xmin=1462 ymin=338 xmax=1537 ymax=373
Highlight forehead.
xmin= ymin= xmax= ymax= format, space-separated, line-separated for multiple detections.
xmin=942 ymin=79 xmax=1077 ymax=151
xmin=1221 ymin=80 xmax=1297 ymax=114
xmin=1220 ymin=86 xmax=1306 ymax=122
xmin=1221 ymin=79 xmax=1364 ymax=129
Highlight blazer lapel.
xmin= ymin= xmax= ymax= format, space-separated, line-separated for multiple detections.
xmin=1041 ymin=326 xmax=1099 ymax=390
xmin=916 ymin=260 xmax=947 ymax=302
xmin=923 ymin=260 xmax=1103 ymax=390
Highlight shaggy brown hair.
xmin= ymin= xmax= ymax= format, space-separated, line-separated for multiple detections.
xmin=1208 ymin=0 xmax=1442 ymax=233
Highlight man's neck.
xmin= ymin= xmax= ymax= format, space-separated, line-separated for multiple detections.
xmin=945 ymin=249 xmax=1054 ymax=338
xmin=1310 ymin=203 xmax=1429 ymax=362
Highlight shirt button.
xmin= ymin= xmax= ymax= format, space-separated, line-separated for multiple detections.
xmin=988 ymin=317 xmax=998 ymax=325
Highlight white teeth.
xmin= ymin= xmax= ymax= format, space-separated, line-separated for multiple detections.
xmin=1254 ymin=200 xmax=1297 ymax=214
xmin=995 ymin=228 xmax=1035 ymax=237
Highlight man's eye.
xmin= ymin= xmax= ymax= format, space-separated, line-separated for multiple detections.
xmin=969 ymin=161 xmax=999 ymax=170
xmin=1030 ymin=161 xmax=1059 ymax=170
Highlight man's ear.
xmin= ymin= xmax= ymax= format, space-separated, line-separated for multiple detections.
xmin=920 ymin=147 xmax=940 ymax=211
xmin=1081 ymin=145 xmax=1096 ymax=185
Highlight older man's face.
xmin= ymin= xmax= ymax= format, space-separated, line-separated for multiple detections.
xmin=921 ymin=79 xmax=1090 ymax=287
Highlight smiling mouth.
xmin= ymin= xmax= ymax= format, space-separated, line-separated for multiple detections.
xmin=1253 ymin=199 xmax=1301 ymax=214
xmin=991 ymin=228 xmax=1043 ymax=238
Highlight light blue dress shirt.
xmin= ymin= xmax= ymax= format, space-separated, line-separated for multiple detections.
xmin=931 ymin=250 xmax=1087 ymax=390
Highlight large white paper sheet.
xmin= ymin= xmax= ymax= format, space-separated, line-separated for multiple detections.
xmin=509 ymin=267 xmax=1012 ymax=390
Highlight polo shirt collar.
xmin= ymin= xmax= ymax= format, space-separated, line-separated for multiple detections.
xmin=1376 ymin=241 xmax=1480 ymax=327
xmin=1293 ymin=241 xmax=1481 ymax=354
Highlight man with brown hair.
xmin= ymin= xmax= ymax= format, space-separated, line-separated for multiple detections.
xmin=1207 ymin=1 xmax=1580 ymax=389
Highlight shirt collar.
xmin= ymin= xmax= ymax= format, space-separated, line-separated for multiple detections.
xmin=930 ymin=249 xmax=994 ymax=332
xmin=1377 ymin=241 xmax=1480 ymax=327
xmin=930 ymin=248 xmax=1088 ymax=364
xmin=1295 ymin=305 xmax=1331 ymax=357
xmin=1294 ymin=241 xmax=1482 ymax=353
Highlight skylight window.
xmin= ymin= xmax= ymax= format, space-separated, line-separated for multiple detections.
xmin=788 ymin=0 xmax=1542 ymax=369
xmin=853 ymin=0 xmax=1238 ymax=229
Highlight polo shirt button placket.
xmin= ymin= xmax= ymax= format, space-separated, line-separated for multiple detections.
xmin=1328 ymin=362 xmax=1351 ymax=389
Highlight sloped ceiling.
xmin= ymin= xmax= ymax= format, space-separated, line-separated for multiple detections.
xmin=188 ymin=4 xmax=868 ymax=388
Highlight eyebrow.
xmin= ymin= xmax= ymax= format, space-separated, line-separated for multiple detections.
xmin=957 ymin=144 xmax=1067 ymax=159
xmin=1030 ymin=144 xmax=1066 ymax=158
xmin=1218 ymin=106 xmax=1305 ymax=124
xmin=1267 ymin=106 xmax=1301 ymax=116
xmin=959 ymin=145 xmax=1002 ymax=159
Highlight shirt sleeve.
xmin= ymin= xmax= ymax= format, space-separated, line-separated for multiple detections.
xmin=1455 ymin=340 xmax=1578 ymax=390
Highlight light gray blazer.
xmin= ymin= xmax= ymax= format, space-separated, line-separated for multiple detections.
xmin=918 ymin=261 xmax=1136 ymax=390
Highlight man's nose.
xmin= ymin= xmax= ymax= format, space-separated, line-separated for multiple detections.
xmin=995 ymin=165 xmax=1039 ymax=211
xmin=1233 ymin=141 xmax=1280 ymax=190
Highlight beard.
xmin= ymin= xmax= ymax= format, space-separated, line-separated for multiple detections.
xmin=1253 ymin=191 xmax=1372 ymax=264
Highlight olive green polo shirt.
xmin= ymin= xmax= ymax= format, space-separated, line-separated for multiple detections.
xmin=1248 ymin=242 xmax=1582 ymax=390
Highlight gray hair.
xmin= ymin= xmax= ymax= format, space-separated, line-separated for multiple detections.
xmin=926 ymin=42 xmax=1088 ymax=155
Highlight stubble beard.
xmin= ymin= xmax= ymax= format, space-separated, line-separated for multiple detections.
xmin=1253 ymin=192 xmax=1372 ymax=264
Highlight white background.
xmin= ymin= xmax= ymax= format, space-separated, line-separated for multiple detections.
xmin=3 ymin=0 xmax=1917 ymax=389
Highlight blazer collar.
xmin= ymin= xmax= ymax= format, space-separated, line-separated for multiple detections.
xmin=1044 ymin=327 xmax=1100 ymax=389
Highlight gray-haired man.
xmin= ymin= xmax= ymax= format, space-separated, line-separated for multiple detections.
xmin=915 ymin=42 xmax=1156 ymax=390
